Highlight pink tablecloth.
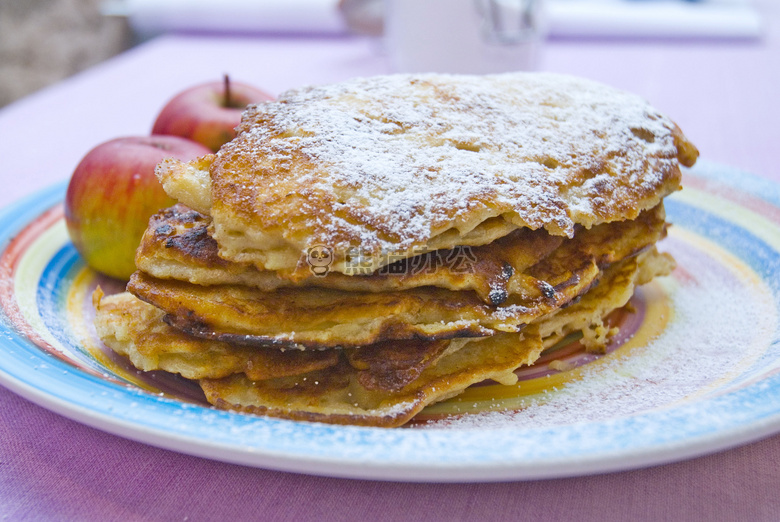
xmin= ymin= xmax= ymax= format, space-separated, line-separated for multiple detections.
xmin=1 ymin=2 xmax=779 ymax=519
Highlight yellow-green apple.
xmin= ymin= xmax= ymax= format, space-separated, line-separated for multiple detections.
xmin=151 ymin=76 xmax=274 ymax=152
xmin=65 ymin=135 xmax=211 ymax=280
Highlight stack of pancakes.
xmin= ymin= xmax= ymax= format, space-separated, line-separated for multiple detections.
xmin=94 ymin=73 xmax=698 ymax=427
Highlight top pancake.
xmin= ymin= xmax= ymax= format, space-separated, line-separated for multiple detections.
xmin=158 ymin=72 xmax=698 ymax=278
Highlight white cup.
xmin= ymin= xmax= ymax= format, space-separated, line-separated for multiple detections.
xmin=384 ymin=0 xmax=544 ymax=74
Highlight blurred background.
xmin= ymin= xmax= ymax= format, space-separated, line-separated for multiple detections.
xmin=0 ymin=0 xmax=764 ymax=108
xmin=0 ymin=0 xmax=132 ymax=107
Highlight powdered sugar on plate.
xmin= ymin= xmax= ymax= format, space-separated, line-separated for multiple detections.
xmin=419 ymin=229 xmax=778 ymax=430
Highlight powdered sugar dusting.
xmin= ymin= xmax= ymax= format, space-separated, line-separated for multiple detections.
xmin=228 ymin=73 xmax=684 ymax=253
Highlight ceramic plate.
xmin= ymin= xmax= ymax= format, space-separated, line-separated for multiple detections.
xmin=1 ymin=159 xmax=779 ymax=482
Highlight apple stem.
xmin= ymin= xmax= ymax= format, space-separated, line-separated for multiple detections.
xmin=224 ymin=74 xmax=232 ymax=108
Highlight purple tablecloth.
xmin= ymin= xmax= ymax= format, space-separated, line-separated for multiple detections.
xmin=1 ymin=2 xmax=779 ymax=519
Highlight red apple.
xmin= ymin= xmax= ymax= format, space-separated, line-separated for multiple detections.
xmin=151 ymin=76 xmax=274 ymax=152
xmin=65 ymin=136 xmax=211 ymax=280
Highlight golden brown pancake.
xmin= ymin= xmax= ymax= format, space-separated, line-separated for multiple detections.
xmin=97 ymin=249 xmax=671 ymax=427
xmin=93 ymin=288 xmax=338 ymax=380
xmin=157 ymin=73 xmax=697 ymax=279
xmin=135 ymin=204 xmax=563 ymax=306
xmin=127 ymin=205 xmax=668 ymax=348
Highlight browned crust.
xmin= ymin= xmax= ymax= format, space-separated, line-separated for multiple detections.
xmin=93 ymin=290 xmax=340 ymax=380
xmin=126 ymin=260 xmax=594 ymax=349
xmin=136 ymin=204 xmax=229 ymax=270
xmin=135 ymin=204 xmax=562 ymax=305
xmin=199 ymin=330 xmax=545 ymax=429
xmin=345 ymin=339 xmax=451 ymax=392
xmin=160 ymin=309 xmax=492 ymax=351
